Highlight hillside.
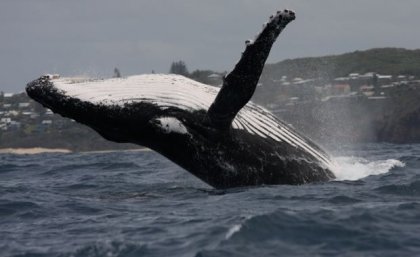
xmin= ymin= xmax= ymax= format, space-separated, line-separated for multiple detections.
xmin=261 ymin=48 xmax=420 ymax=81
xmin=1 ymin=48 xmax=420 ymax=151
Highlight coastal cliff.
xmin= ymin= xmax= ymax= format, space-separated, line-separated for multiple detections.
xmin=274 ymin=88 xmax=420 ymax=145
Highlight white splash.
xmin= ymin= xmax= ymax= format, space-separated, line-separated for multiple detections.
xmin=332 ymin=156 xmax=405 ymax=181
xmin=155 ymin=117 xmax=188 ymax=135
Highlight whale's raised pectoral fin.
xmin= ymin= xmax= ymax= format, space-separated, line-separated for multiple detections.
xmin=207 ymin=10 xmax=296 ymax=130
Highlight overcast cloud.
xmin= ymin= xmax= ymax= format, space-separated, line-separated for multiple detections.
xmin=1 ymin=0 xmax=419 ymax=92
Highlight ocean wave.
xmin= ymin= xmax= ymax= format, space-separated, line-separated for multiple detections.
xmin=0 ymin=163 xmax=42 ymax=173
xmin=225 ymin=224 xmax=242 ymax=240
xmin=375 ymin=181 xmax=420 ymax=196
xmin=325 ymin=195 xmax=362 ymax=204
xmin=0 ymin=200 xmax=41 ymax=218
xmin=2 ymin=144 xmax=420 ymax=257
xmin=61 ymin=241 xmax=150 ymax=257
xmin=203 ymin=205 xmax=419 ymax=257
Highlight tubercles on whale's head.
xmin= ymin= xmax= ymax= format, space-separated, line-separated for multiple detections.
xmin=26 ymin=76 xmax=59 ymax=108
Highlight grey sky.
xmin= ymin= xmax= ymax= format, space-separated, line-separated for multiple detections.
xmin=1 ymin=0 xmax=419 ymax=92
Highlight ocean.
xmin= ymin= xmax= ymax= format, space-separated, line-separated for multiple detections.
xmin=1 ymin=143 xmax=419 ymax=257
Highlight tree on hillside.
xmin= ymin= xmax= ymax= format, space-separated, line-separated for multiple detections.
xmin=372 ymin=73 xmax=380 ymax=96
xmin=113 ymin=68 xmax=121 ymax=78
xmin=189 ymin=70 xmax=224 ymax=86
xmin=169 ymin=61 xmax=189 ymax=76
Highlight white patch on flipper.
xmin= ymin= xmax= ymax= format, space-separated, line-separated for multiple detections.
xmin=155 ymin=117 xmax=188 ymax=135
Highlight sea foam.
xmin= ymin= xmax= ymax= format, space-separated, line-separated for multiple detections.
xmin=332 ymin=156 xmax=405 ymax=181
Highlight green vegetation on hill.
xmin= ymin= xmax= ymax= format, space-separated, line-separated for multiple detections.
xmin=262 ymin=48 xmax=420 ymax=80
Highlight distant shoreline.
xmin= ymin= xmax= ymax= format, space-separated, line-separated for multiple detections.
xmin=0 ymin=148 xmax=71 ymax=155
xmin=0 ymin=147 xmax=151 ymax=155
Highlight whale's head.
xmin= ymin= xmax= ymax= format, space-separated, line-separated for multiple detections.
xmin=26 ymin=74 xmax=220 ymax=147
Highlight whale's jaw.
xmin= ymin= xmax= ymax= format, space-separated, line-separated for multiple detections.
xmin=26 ymin=75 xmax=160 ymax=145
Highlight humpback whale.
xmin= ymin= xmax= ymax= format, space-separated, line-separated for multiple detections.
xmin=26 ymin=9 xmax=335 ymax=189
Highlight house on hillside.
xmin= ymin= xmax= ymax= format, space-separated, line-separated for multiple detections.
xmin=1 ymin=117 xmax=11 ymax=124
xmin=18 ymin=103 xmax=30 ymax=109
xmin=45 ymin=109 xmax=54 ymax=116
xmin=41 ymin=120 xmax=53 ymax=125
